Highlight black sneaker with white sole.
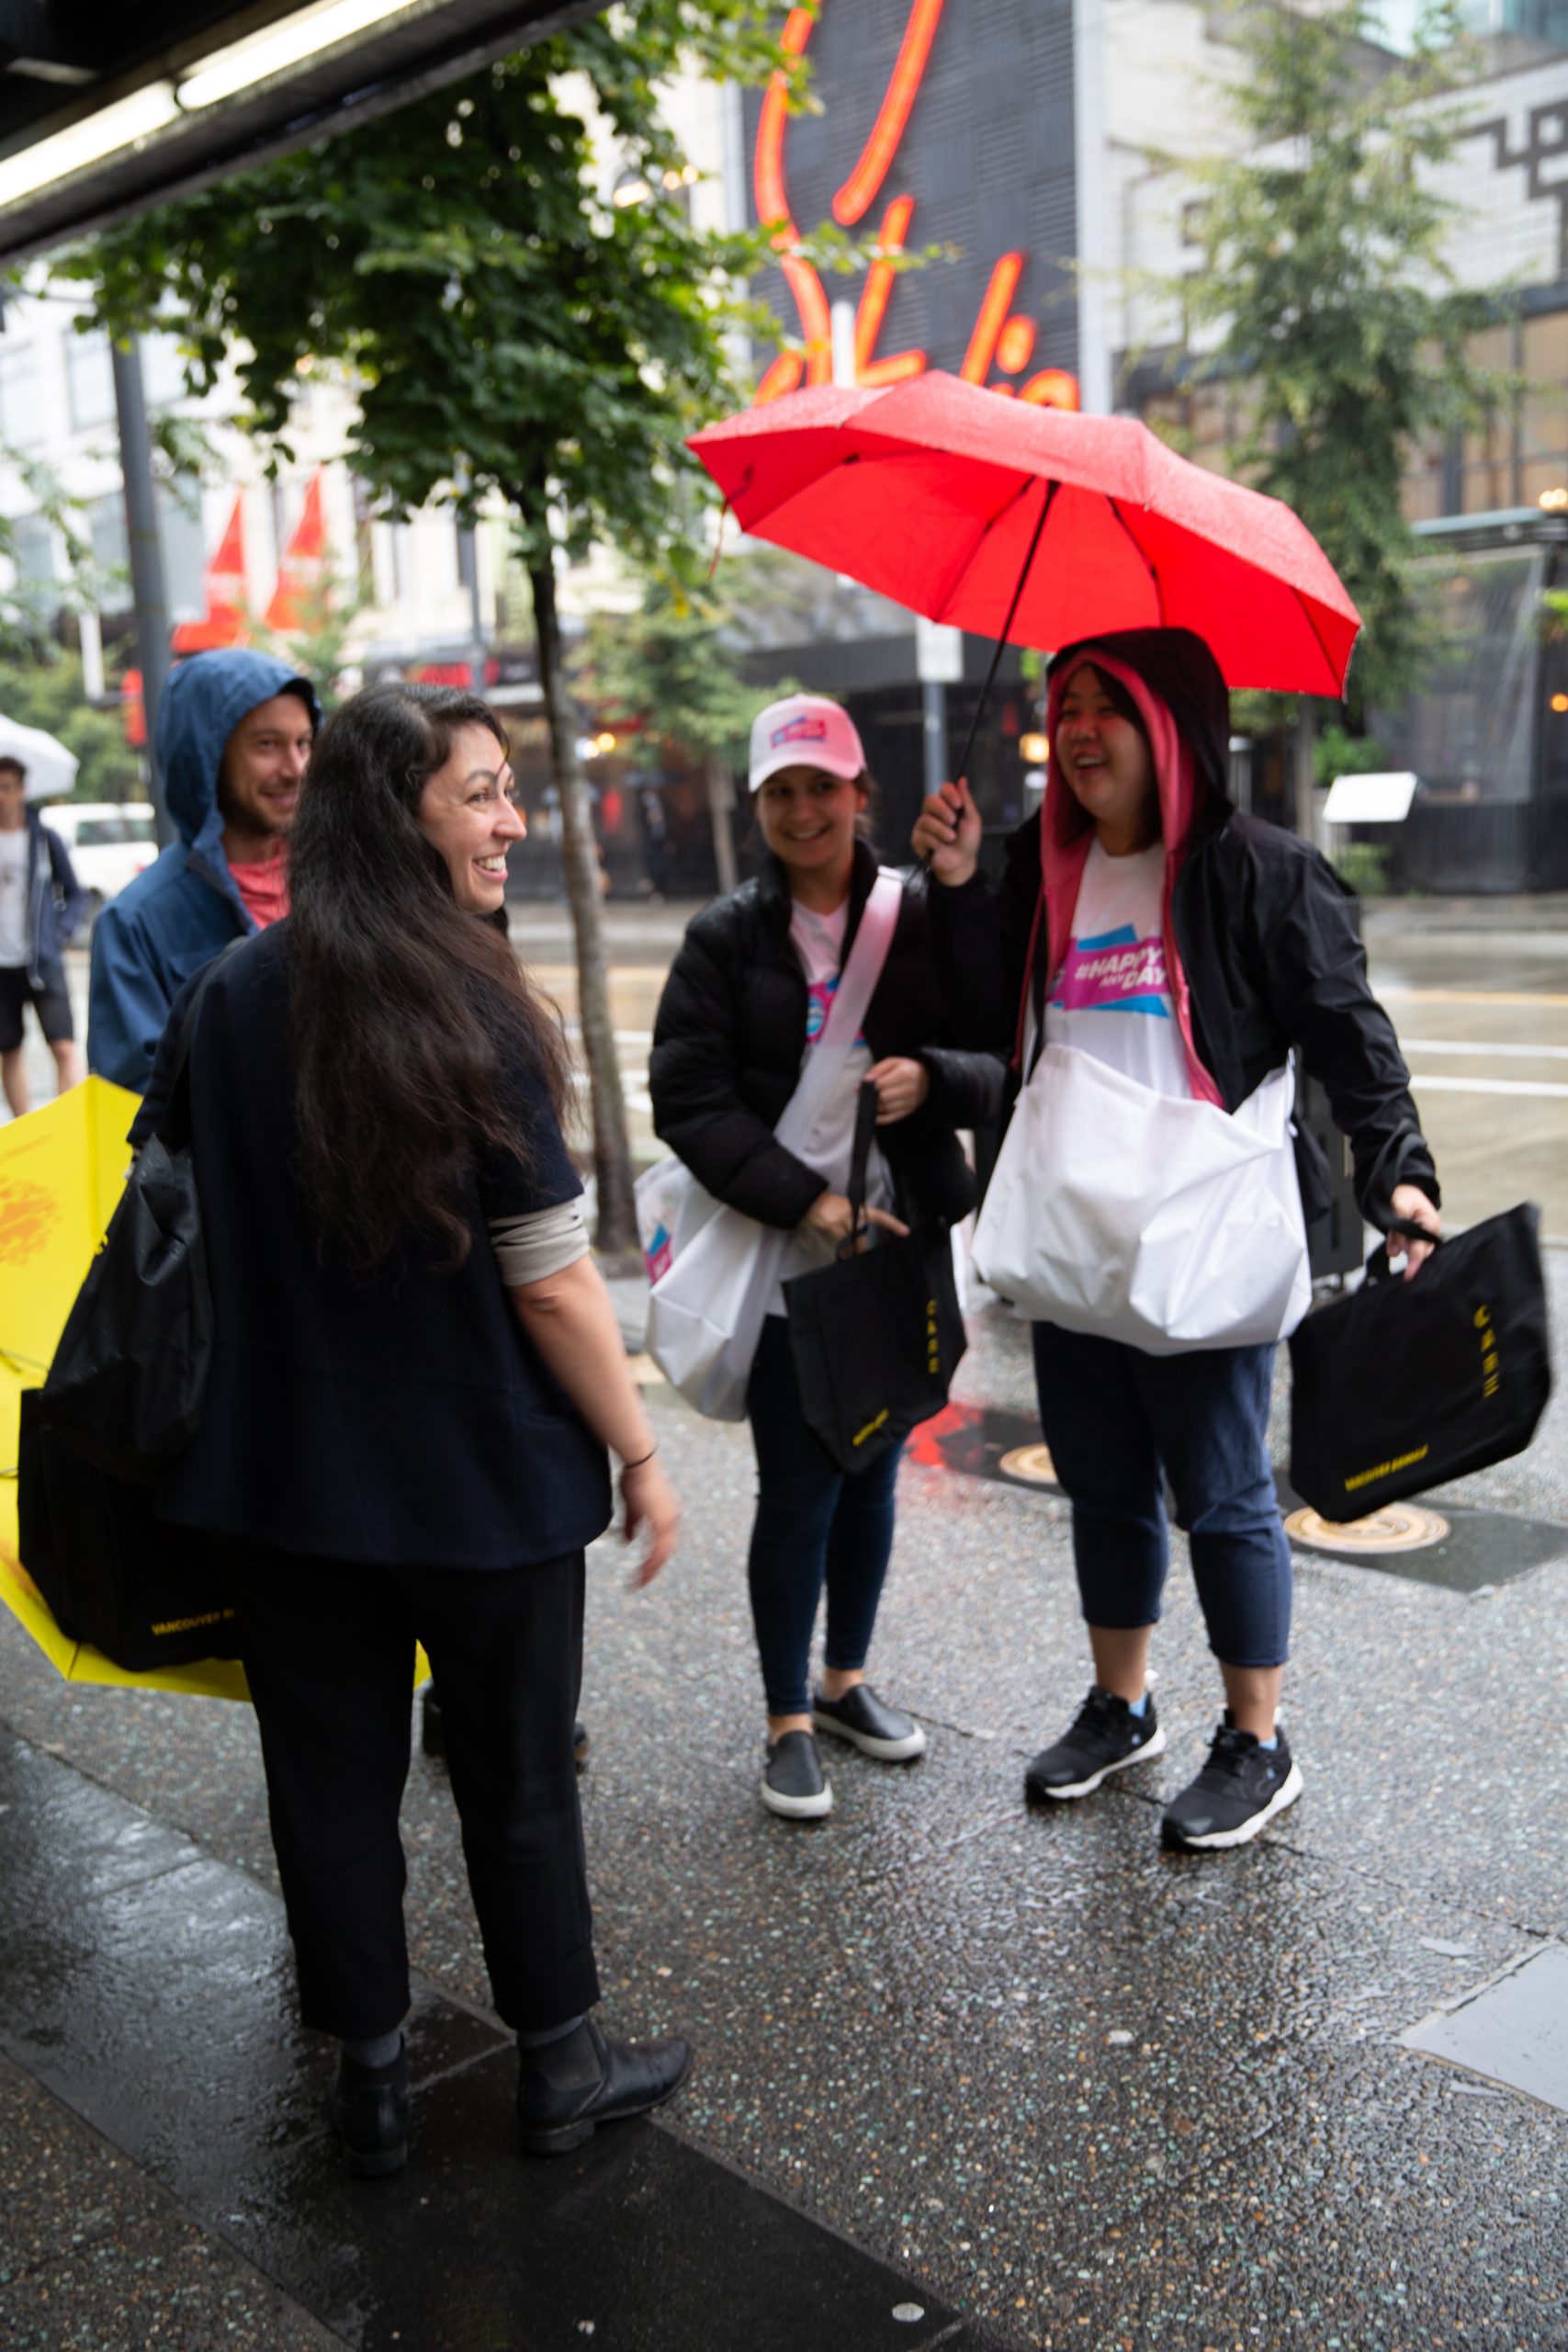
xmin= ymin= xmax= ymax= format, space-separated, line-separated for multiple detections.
xmin=813 ymin=1684 xmax=927 ymax=1761
xmin=761 ymin=1729 xmax=833 ymax=1819
xmin=1161 ymin=1717 xmax=1303 ymax=1850
xmin=1024 ymin=1684 xmax=1165 ymax=1802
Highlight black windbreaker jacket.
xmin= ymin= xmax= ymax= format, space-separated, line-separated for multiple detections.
xmin=926 ymin=802 xmax=1438 ymax=1231
xmin=649 ymin=838 xmax=1006 ymax=1231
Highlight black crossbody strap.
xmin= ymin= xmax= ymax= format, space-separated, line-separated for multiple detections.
xmin=841 ymin=1079 xmax=880 ymax=1254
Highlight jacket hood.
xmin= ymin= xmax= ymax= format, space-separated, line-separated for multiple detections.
xmin=1045 ymin=628 xmax=1232 ymax=799
xmin=154 ymin=650 xmax=321 ymax=846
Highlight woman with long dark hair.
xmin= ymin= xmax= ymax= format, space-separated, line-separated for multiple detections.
xmin=914 ymin=629 xmax=1440 ymax=1852
xmin=148 ymin=682 xmax=688 ymax=2171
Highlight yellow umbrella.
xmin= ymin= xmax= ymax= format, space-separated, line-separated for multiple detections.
xmin=0 ymin=1078 xmax=252 ymax=1699
xmin=1 ymin=1079 xmax=432 ymax=1702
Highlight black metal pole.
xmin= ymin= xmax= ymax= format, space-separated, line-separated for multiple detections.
xmin=110 ymin=334 xmax=174 ymax=845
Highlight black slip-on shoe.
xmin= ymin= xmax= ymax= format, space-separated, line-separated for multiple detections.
xmin=761 ymin=1728 xmax=833 ymax=1819
xmin=1024 ymin=1684 xmax=1165 ymax=1802
xmin=813 ymin=1684 xmax=927 ymax=1761
xmin=1161 ymin=1717 xmax=1303 ymax=1851
xmin=330 ymin=2042 xmax=411 ymax=2179
xmin=517 ymin=2018 xmax=692 ymax=2157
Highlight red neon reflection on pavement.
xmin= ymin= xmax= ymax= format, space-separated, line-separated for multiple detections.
xmin=832 ymin=0 xmax=947 ymax=226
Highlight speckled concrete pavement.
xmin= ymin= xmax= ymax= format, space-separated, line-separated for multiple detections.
xmin=2 ymin=1251 xmax=1564 ymax=2349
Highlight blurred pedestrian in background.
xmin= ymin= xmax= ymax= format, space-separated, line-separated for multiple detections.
xmin=89 ymin=650 xmax=318 ymax=1091
xmin=141 ymin=682 xmax=687 ymax=2171
xmin=914 ymin=628 xmax=1440 ymax=1850
xmin=650 ymin=695 xmax=1003 ymax=1821
xmin=0 ymin=753 xmax=88 ymax=1116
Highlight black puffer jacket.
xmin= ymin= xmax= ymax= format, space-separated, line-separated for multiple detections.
xmin=927 ymin=803 xmax=1438 ymax=1230
xmin=650 ymin=839 xmax=1005 ymax=1229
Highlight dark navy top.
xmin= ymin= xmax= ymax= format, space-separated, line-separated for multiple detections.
xmin=155 ymin=922 xmax=611 ymax=1568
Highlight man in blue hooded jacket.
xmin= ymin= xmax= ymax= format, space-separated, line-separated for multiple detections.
xmin=88 ymin=649 xmax=321 ymax=1093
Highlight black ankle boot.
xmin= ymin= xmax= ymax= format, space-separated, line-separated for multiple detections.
xmin=331 ymin=2041 xmax=411 ymax=2178
xmin=516 ymin=2018 xmax=691 ymax=2157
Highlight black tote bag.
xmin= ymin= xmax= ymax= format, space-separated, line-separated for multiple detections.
xmin=36 ymin=944 xmax=237 ymax=1486
xmin=1288 ymin=1202 xmax=1551 ymax=1521
xmin=17 ymin=1390 xmax=240 ymax=1670
xmin=784 ymin=1081 xmax=967 ymax=1476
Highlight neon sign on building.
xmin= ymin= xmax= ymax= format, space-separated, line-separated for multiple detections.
xmin=752 ymin=0 xmax=1079 ymax=411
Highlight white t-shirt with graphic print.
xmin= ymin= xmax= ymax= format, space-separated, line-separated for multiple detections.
xmin=767 ymin=897 xmax=895 ymax=1314
xmin=1044 ymin=841 xmax=1190 ymax=1099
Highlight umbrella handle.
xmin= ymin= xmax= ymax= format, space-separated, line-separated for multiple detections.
xmin=951 ymin=476 xmax=1056 ymax=788
xmin=916 ymin=478 xmax=1055 ymax=878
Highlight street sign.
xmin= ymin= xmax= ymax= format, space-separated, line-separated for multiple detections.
xmin=1323 ymin=771 xmax=1417 ymax=823
xmin=915 ymin=617 xmax=964 ymax=684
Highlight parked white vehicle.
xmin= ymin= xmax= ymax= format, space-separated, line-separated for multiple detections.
xmin=41 ymin=803 xmax=159 ymax=909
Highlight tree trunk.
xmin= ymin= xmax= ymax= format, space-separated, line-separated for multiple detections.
xmin=528 ymin=546 xmax=637 ymax=1255
xmin=705 ymin=751 xmax=739 ymax=897
xmin=1294 ymin=696 xmax=1319 ymax=849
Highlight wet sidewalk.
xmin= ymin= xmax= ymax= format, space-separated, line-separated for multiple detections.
xmin=2 ymin=1271 xmax=1566 ymax=2348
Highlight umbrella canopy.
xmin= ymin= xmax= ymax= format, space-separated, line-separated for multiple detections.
xmin=0 ymin=1080 xmax=248 ymax=1699
xmin=0 ymin=1081 xmax=431 ymax=1702
xmin=688 ymin=373 xmax=1360 ymax=697
xmin=0 ymin=715 xmax=80 ymax=803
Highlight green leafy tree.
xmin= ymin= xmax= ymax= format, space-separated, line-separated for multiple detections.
xmin=574 ymin=562 xmax=804 ymax=895
xmin=1135 ymin=0 xmax=1506 ymax=806
xmin=64 ymin=2 xmax=801 ymax=1250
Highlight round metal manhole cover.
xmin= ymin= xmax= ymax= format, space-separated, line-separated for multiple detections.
xmin=1284 ymin=1502 xmax=1450 ymax=1555
xmin=998 ymin=1442 xmax=1059 ymax=1487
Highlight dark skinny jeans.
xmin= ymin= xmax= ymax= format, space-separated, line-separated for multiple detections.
xmin=745 ymin=1314 xmax=905 ymax=1718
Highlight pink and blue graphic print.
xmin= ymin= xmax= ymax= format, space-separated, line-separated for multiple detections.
xmin=805 ymin=973 xmax=866 ymax=1046
xmin=1051 ymin=922 xmax=1170 ymax=1019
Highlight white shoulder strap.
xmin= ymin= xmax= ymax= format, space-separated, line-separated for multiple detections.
xmin=818 ymin=869 xmax=903 ymax=1051
xmin=774 ymin=869 xmax=904 ymax=1151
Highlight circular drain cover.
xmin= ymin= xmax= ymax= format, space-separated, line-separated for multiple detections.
xmin=998 ymin=1442 xmax=1059 ymax=1487
xmin=1285 ymin=1501 xmax=1450 ymax=1555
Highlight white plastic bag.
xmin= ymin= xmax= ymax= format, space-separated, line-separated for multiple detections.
xmin=972 ymin=1043 xmax=1310 ymax=1356
xmin=639 ymin=872 xmax=905 ymax=1419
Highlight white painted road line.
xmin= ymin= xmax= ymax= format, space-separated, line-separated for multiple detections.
xmin=1398 ymin=1038 xmax=1568 ymax=1060
xmin=1408 ymin=1074 xmax=1568 ymax=1099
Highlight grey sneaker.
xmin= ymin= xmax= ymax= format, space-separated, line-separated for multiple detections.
xmin=813 ymin=1683 xmax=927 ymax=1761
xmin=1024 ymin=1684 xmax=1165 ymax=1801
xmin=761 ymin=1729 xmax=833 ymax=1819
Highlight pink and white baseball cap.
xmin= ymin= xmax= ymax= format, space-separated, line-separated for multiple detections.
xmin=748 ymin=694 xmax=866 ymax=794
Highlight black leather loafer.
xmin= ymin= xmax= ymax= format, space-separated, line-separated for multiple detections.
xmin=331 ymin=2041 xmax=411 ymax=2178
xmin=516 ymin=2018 xmax=692 ymax=2157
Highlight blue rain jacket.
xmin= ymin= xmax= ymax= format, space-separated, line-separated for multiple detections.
xmin=86 ymin=650 xmax=319 ymax=1091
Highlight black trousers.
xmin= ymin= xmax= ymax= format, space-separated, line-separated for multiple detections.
xmin=220 ymin=1538 xmax=600 ymax=2041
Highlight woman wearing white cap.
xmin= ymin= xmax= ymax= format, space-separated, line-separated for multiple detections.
xmin=649 ymin=695 xmax=1004 ymax=1818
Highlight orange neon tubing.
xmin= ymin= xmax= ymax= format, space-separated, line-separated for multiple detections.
xmin=1020 ymin=368 xmax=1081 ymax=411
xmin=855 ymin=194 xmax=926 ymax=387
xmin=960 ymin=254 xmax=1024 ymax=384
xmin=754 ymin=6 xmax=831 ymax=392
xmin=833 ymin=0 xmax=947 ymax=226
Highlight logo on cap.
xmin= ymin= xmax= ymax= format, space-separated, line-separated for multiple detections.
xmin=771 ymin=716 xmax=829 ymax=749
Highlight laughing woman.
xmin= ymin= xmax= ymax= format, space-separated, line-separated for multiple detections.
xmin=649 ymin=695 xmax=1004 ymax=1822
xmin=146 ymin=683 xmax=687 ymax=2171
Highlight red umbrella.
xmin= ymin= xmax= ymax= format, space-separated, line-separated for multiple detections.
xmin=688 ymin=372 xmax=1359 ymax=699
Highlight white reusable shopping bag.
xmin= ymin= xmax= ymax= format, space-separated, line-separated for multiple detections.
xmin=637 ymin=871 xmax=904 ymax=1419
xmin=972 ymin=1041 xmax=1311 ymax=1356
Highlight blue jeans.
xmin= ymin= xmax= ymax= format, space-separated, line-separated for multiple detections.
xmin=1031 ymin=1322 xmax=1292 ymax=1669
xmin=746 ymin=1315 xmax=905 ymax=1717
